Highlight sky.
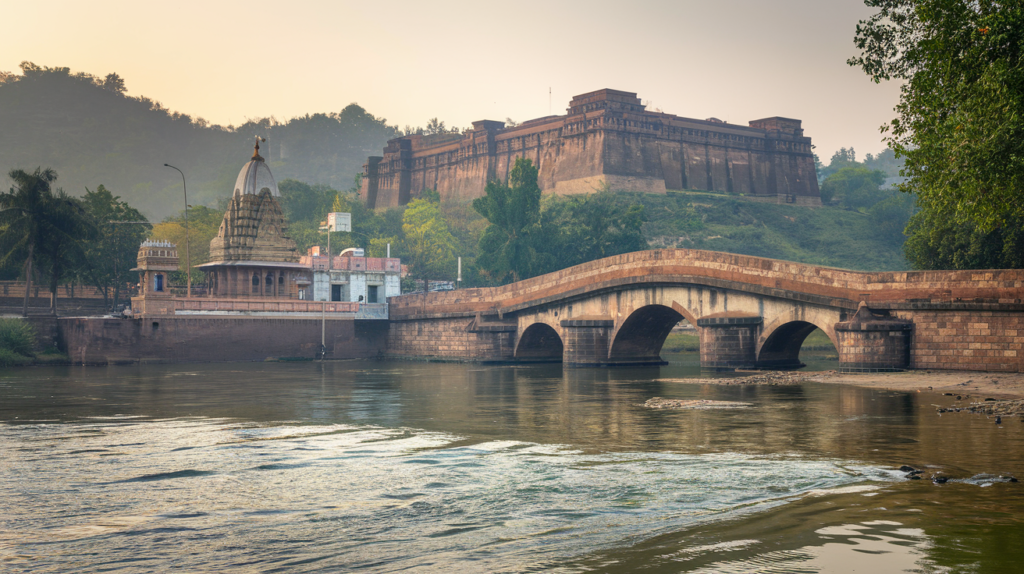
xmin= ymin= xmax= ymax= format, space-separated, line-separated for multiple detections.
xmin=1 ymin=0 xmax=902 ymax=162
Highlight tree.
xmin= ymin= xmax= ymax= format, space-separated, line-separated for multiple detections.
xmin=903 ymin=201 xmax=1024 ymax=269
xmin=0 ymin=168 xmax=57 ymax=315
xmin=80 ymin=185 xmax=150 ymax=309
xmin=819 ymin=166 xmax=887 ymax=209
xmin=541 ymin=191 xmax=648 ymax=272
xmin=149 ymin=206 xmax=223 ymax=285
xmin=867 ymin=192 xmax=917 ymax=244
xmin=473 ymin=158 xmax=549 ymax=283
xmin=400 ymin=195 xmax=457 ymax=289
xmin=279 ymin=179 xmax=336 ymax=225
xmin=35 ymin=190 xmax=98 ymax=315
xmin=102 ymin=73 xmax=126 ymax=94
xmin=850 ymin=1 xmax=1024 ymax=230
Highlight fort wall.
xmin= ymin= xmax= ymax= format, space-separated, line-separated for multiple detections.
xmin=362 ymin=89 xmax=820 ymax=208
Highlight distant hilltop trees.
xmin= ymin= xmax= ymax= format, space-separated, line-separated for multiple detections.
xmin=0 ymin=62 xmax=402 ymax=219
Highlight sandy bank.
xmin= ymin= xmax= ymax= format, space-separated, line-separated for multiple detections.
xmin=803 ymin=370 xmax=1024 ymax=401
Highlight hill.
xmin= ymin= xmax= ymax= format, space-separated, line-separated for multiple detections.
xmin=0 ymin=63 xmax=399 ymax=219
xmin=636 ymin=191 xmax=908 ymax=271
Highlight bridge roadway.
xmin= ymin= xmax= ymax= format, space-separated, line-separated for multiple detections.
xmin=387 ymin=249 xmax=1024 ymax=372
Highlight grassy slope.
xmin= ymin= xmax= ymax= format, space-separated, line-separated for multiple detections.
xmin=634 ymin=190 xmax=908 ymax=271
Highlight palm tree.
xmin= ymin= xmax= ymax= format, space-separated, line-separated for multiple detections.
xmin=36 ymin=189 xmax=98 ymax=315
xmin=0 ymin=168 xmax=96 ymax=316
xmin=0 ymin=168 xmax=57 ymax=316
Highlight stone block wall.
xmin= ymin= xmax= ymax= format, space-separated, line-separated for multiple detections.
xmin=385 ymin=318 xmax=515 ymax=362
xmin=561 ymin=318 xmax=614 ymax=366
xmin=836 ymin=329 xmax=913 ymax=372
xmin=60 ymin=317 xmax=387 ymax=365
xmin=898 ymin=310 xmax=1023 ymax=372
xmin=698 ymin=317 xmax=761 ymax=370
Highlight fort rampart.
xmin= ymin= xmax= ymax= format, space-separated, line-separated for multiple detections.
xmin=362 ymin=89 xmax=820 ymax=208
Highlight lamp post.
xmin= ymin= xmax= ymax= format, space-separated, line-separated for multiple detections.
xmin=163 ymin=164 xmax=191 ymax=298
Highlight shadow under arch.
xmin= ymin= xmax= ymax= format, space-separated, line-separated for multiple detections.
xmin=515 ymin=323 xmax=563 ymax=363
xmin=757 ymin=320 xmax=835 ymax=370
xmin=608 ymin=304 xmax=685 ymax=365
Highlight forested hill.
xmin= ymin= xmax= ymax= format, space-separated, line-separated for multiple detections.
xmin=0 ymin=63 xmax=399 ymax=218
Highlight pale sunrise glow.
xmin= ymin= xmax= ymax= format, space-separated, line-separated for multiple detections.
xmin=0 ymin=0 xmax=901 ymax=160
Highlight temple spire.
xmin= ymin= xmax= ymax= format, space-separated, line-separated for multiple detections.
xmin=252 ymin=136 xmax=266 ymax=161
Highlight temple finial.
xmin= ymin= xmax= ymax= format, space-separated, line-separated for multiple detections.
xmin=252 ymin=136 xmax=266 ymax=161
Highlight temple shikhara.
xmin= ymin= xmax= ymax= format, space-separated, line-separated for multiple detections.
xmin=132 ymin=141 xmax=401 ymax=318
xmin=361 ymin=89 xmax=820 ymax=208
xmin=196 ymin=141 xmax=308 ymax=299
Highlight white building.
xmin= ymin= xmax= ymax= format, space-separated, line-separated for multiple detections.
xmin=301 ymin=247 xmax=401 ymax=303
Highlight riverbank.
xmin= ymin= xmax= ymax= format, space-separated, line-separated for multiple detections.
xmin=804 ymin=370 xmax=1024 ymax=400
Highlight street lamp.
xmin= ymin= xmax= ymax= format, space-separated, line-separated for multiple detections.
xmin=163 ymin=164 xmax=191 ymax=298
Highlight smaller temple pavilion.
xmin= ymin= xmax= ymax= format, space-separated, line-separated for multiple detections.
xmin=132 ymin=140 xmax=401 ymax=318
xmin=130 ymin=240 xmax=179 ymax=316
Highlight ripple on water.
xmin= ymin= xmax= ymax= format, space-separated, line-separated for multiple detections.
xmin=0 ymin=418 xmax=896 ymax=572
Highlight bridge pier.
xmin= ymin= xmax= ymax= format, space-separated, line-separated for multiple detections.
xmin=835 ymin=305 xmax=913 ymax=372
xmin=697 ymin=316 xmax=763 ymax=371
xmin=561 ymin=317 xmax=615 ymax=367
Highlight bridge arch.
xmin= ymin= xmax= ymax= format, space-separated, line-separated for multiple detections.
xmin=756 ymin=309 xmax=839 ymax=370
xmin=608 ymin=304 xmax=688 ymax=365
xmin=515 ymin=322 xmax=564 ymax=363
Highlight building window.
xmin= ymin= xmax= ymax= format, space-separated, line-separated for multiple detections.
xmin=154 ymin=274 xmax=164 ymax=292
xmin=252 ymin=273 xmax=260 ymax=293
xmin=368 ymin=285 xmax=379 ymax=303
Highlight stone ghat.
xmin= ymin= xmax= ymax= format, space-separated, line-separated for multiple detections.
xmin=389 ymin=249 xmax=1024 ymax=319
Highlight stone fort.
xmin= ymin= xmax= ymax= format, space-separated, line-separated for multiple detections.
xmin=361 ymin=89 xmax=820 ymax=208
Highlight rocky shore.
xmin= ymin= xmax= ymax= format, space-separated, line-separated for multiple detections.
xmin=641 ymin=398 xmax=752 ymax=410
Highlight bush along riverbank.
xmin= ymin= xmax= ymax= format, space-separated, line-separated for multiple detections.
xmin=0 ymin=318 xmax=68 ymax=366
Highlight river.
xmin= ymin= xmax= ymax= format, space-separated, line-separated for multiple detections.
xmin=1 ymin=355 xmax=1022 ymax=573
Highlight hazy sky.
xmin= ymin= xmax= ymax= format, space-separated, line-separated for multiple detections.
xmin=2 ymin=0 xmax=901 ymax=161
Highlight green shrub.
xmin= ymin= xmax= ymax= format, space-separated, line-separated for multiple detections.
xmin=0 ymin=318 xmax=36 ymax=356
xmin=0 ymin=347 xmax=33 ymax=367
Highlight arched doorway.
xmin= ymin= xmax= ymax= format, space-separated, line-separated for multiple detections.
xmin=756 ymin=321 xmax=833 ymax=370
xmin=515 ymin=323 xmax=563 ymax=363
xmin=608 ymin=305 xmax=686 ymax=365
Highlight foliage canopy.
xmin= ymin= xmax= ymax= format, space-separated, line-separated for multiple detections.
xmin=849 ymin=0 xmax=1024 ymax=230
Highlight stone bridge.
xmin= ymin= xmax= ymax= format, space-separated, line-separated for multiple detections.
xmin=387 ymin=250 xmax=1024 ymax=372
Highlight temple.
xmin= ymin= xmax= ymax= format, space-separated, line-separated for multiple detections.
xmin=196 ymin=140 xmax=310 ymax=299
xmin=131 ymin=141 xmax=401 ymax=318
xmin=362 ymin=89 xmax=820 ymax=208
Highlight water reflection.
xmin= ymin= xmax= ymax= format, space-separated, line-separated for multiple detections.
xmin=1 ymin=360 xmax=1023 ymax=572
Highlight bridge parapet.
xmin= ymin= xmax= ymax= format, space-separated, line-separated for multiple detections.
xmin=390 ymin=249 xmax=1024 ymax=321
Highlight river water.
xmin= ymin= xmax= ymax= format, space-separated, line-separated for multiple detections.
xmin=1 ymin=356 xmax=1023 ymax=573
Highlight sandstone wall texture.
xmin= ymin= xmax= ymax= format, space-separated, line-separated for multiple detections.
xmin=895 ymin=310 xmax=1023 ymax=372
xmin=60 ymin=317 xmax=387 ymax=365
xmin=385 ymin=317 xmax=515 ymax=362
xmin=362 ymin=89 xmax=819 ymax=208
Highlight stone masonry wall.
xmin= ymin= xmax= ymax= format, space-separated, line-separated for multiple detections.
xmin=61 ymin=317 xmax=387 ymax=365
xmin=897 ymin=310 xmax=1023 ymax=372
xmin=386 ymin=318 xmax=515 ymax=362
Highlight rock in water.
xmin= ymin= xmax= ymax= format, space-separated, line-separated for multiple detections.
xmin=899 ymin=465 xmax=917 ymax=473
